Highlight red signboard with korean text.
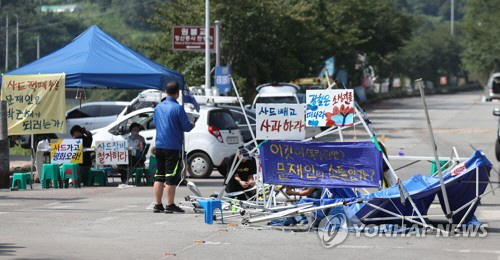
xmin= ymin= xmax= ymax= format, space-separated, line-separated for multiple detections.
xmin=172 ymin=26 xmax=215 ymax=52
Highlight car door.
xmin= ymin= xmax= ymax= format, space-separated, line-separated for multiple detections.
xmin=230 ymin=110 xmax=256 ymax=142
xmin=95 ymin=104 xmax=127 ymax=130
xmin=64 ymin=105 xmax=100 ymax=138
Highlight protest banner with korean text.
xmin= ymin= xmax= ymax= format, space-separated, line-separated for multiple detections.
xmin=96 ymin=141 xmax=128 ymax=165
xmin=306 ymin=89 xmax=354 ymax=127
xmin=50 ymin=139 xmax=83 ymax=164
xmin=259 ymin=141 xmax=382 ymax=188
xmin=256 ymin=104 xmax=305 ymax=140
xmin=1 ymin=74 xmax=66 ymax=135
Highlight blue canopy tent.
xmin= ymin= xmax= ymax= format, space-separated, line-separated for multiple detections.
xmin=2 ymin=25 xmax=184 ymax=90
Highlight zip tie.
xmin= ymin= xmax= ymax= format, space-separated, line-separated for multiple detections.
xmin=256 ymin=140 xmax=268 ymax=149
xmin=371 ymin=136 xmax=383 ymax=152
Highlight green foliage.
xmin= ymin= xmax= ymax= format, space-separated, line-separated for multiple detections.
xmin=0 ymin=0 xmax=85 ymax=72
xmin=462 ymin=0 xmax=500 ymax=82
xmin=144 ymin=0 xmax=411 ymax=101
xmin=396 ymin=24 xmax=463 ymax=82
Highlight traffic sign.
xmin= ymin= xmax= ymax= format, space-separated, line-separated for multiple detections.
xmin=172 ymin=26 xmax=215 ymax=52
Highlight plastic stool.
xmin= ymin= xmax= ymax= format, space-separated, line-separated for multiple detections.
xmin=134 ymin=168 xmax=145 ymax=185
xmin=41 ymin=164 xmax=60 ymax=189
xmin=146 ymin=156 xmax=157 ymax=185
xmin=198 ymin=200 xmax=224 ymax=225
xmin=92 ymin=170 xmax=107 ymax=186
xmin=430 ymin=160 xmax=448 ymax=176
xmin=11 ymin=173 xmax=33 ymax=190
xmin=60 ymin=164 xmax=80 ymax=188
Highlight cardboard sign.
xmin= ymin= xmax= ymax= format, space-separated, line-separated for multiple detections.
xmin=1 ymin=74 xmax=66 ymax=135
xmin=256 ymin=104 xmax=305 ymax=140
xmin=96 ymin=141 xmax=128 ymax=165
xmin=305 ymin=89 xmax=354 ymax=127
xmin=50 ymin=139 xmax=83 ymax=164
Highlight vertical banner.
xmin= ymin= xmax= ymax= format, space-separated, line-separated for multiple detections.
xmin=1 ymin=74 xmax=66 ymax=135
xmin=215 ymin=66 xmax=231 ymax=94
xmin=256 ymin=104 xmax=305 ymax=140
xmin=50 ymin=139 xmax=83 ymax=164
xmin=96 ymin=141 xmax=128 ymax=165
xmin=305 ymin=89 xmax=354 ymax=127
xmin=259 ymin=141 xmax=382 ymax=188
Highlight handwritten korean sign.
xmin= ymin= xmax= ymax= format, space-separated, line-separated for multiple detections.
xmin=96 ymin=141 xmax=128 ymax=165
xmin=256 ymin=104 xmax=305 ymax=140
xmin=259 ymin=141 xmax=382 ymax=188
xmin=1 ymin=74 xmax=66 ymax=135
xmin=50 ymin=139 xmax=82 ymax=164
xmin=306 ymin=89 xmax=354 ymax=127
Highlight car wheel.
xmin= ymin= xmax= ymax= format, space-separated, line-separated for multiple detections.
xmin=495 ymin=139 xmax=500 ymax=161
xmin=188 ymin=152 xmax=213 ymax=178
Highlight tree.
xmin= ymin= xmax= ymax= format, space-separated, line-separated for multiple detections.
xmin=462 ymin=0 xmax=500 ymax=83
xmin=395 ymin=24 xmax=463 ymax=83
xmin=144 ymin=0 xmax=411 ymax=101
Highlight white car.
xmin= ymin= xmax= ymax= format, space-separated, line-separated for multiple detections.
xmin=251 ymin=82 xmax=320 ymax=138
xmin=251 ymin=83 xmax=305 ymax=109
xmin=91 ymin=106 xmax=243 ymax=178
xmin=20 ymin=101 xmax=128 ymax=149
xmin=61 ymin=101 xmax=129 ymax=138
xmin=485 ymin=72 xmax=500 ymax=101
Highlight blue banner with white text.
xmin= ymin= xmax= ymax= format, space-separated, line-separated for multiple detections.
xmin=259 ymin=141 xmax=382 ymax=188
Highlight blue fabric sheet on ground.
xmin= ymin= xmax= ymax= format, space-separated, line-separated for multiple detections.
xmin=277 ymin=151 xmax=491 ymax=225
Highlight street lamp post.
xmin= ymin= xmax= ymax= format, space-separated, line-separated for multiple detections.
xmin=4 ymin=15 xmax=8 ymax=72
xmin=14 ymin=14 xmax=18 ymax=68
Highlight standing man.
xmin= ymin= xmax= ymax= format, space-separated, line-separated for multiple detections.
xmin=153 ymin=81 xmax=194 ymax=213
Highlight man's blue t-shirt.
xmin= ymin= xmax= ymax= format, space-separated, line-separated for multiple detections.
xmin=154 ymin=96 xmax=193 ymax=150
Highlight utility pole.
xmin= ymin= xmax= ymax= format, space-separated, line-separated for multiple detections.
xmin=204 ymin=0 xmax=210 ymax=94
xmin=215 ymin=20 xmax=220 ymax=68
xmin=5 ymin=15 xmax=8 ymax=72
xmin=14 ymin=14 xmax=18 ymax=68
xmin=37 ymin=35 xmax=40 ymax=59
xmin=451 ymin=0 xmax=455 ymax=35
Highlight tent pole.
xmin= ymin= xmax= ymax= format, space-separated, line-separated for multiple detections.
xmin=354 ymin=105 xmax=428 ymax=225
xmin=416 ymin=79 xmax=453 ymax=224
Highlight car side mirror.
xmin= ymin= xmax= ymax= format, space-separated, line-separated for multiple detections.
xmin=118 ymin=125 xmax=126 ymax=135
xmin=244 ymin=104 xmax=251 ymax=110
xmin=494 ymin=108 xmax=500 ymax=117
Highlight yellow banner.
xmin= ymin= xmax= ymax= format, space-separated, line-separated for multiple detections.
xmin=1 ymin=73 xmax=66 ymax=135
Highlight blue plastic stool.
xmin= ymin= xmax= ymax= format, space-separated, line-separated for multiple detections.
xmin=198 ymin=200 xmax=223 ymax=225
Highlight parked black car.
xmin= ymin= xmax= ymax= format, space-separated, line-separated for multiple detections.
xmin=220 ymin=105 xmax=256 ymax=143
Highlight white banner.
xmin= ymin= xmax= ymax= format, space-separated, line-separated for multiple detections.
xmin=96 ymin=141 xmax=128 ymax=165
xmin=256 ymin=104 xmax=305 ymax=140
xmin=305 ymin=89 xmax=354 ymax=127
xmin=50 ymin=139 xmax=83 ymax=164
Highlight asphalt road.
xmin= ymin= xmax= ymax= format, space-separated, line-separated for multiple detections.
xmin=1 ymin=90 xmax=500 ymax=260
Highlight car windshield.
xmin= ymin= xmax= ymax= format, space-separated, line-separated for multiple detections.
xmin=208 ymin=110 xmax=238 ymax=130
xmin=255 ymin=96 xmax=297 ymax=104
xmin=124 ymin=101 xmax=157 ymax=115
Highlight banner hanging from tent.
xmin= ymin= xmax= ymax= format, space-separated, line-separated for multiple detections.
xmin=259 ymin=141 xmax=382 ymax=188
xmin=1 ymin=73 xmax=66 ymax=135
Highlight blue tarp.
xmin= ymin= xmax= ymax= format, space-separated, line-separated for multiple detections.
xmin=3 ymin=25 xmax=184 ymax=90
xmin=302 ymin=151 xmax=492 ymax=224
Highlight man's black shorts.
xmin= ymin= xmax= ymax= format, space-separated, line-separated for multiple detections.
xmin=155 ymin=148 xmax=182 ymax=185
